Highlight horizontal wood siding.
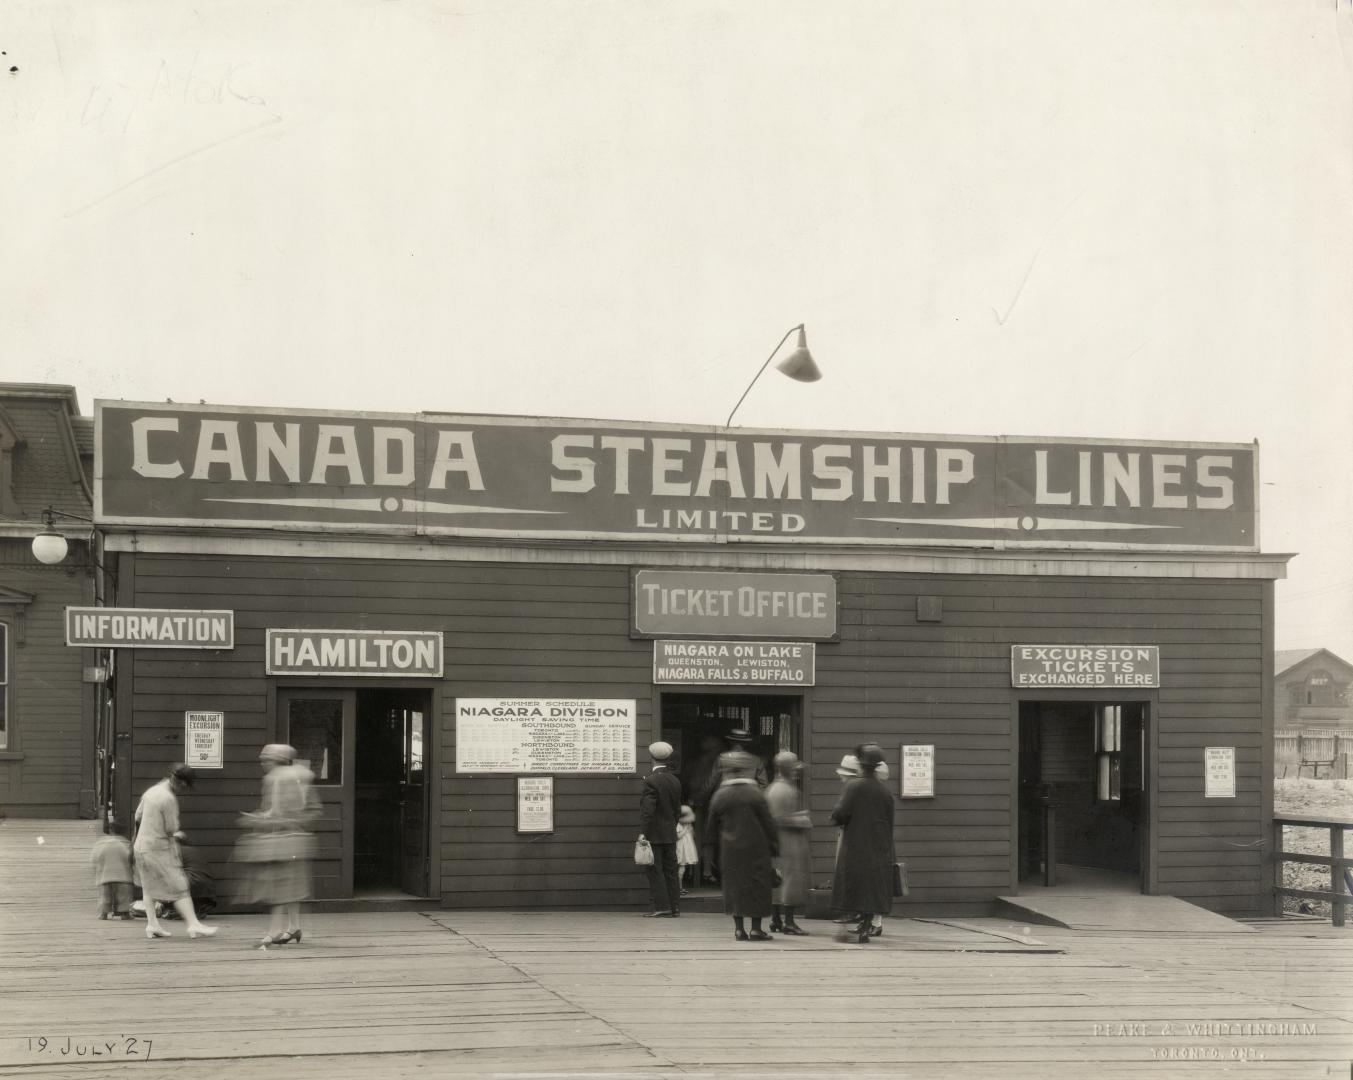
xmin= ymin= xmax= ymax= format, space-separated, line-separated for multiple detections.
xmin=122 ymin=553 xmax=1268 ymax=915
xmin=0 ymin=540 xmax=94 ymax=818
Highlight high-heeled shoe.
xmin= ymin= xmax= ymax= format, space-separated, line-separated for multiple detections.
xmin=747 ymin=929 xmax=772 ymax=942
xmin=768 ymin=917 xmax=784 ymax=933
xmin=275 ymin=928 xmax=302 ymax=944
xmin=145 ymin=926 xmax=171 ymax=939
xmin=734 ymin=929 xmax=749 ymax=941
xmin=854 ymin=923 xmax=871 ymax=944
xmin=781 ymin=923 xmax=809 ymax=936
xmin=187 ymin=925 xmax=218 ymax=939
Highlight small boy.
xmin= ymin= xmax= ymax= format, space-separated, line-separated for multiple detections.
xmin=91 ymin=822 xmax=134 ymax=920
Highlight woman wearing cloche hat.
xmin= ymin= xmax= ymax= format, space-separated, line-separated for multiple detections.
xmin=829 ymin=743 xmax=895 ymax=943
xmin=705 ymin=751 xmax=780 ymax=941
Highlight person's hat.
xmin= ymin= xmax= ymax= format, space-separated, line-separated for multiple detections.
xmin=858 ymin=744 xmax=885 ymax=769
xmin=726 ymin=728 xmax=754 ymax=743
xmin=648 ymin=740 xmax=673 ymax=761
xmin=773 ymin=750 xmax=801 ymax=771
xmin=835 ymin=754 xmax=863 ymax=779
xmin=678 ymin=804 xmax=695 ymax=823
xmin=170 ymin=763 xmax=198 ymax=788
xmin=260 ymin=743 xmax=295 ymax=764
xmin=875 ymin=761 xmax=891 ymax=781
xmin=718 ymin=749 xmax=758 ymax=777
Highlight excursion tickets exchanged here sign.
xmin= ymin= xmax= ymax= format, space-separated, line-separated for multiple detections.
xmin=96 ymin=402 xmax=1259 ymax=551
xmin=1011 ymin=645 xmax=1160 ymax=688
xmin=456 ymin=699 xmax=637 ymax=774
xmin=653 ymin=640 xmax=816 ymax=686
xmin=266 ymin=629 xmax=444 ymax=677
xmin=66 ymin=607 xmax=234 ymax=649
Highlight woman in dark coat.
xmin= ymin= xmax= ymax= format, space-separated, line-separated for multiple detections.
xmin=830 ymin=743 xmax=895 ymax=943
xmin=705 ymin=750 xmax=780 ymax=941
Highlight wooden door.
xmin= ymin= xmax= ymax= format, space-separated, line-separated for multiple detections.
xmin=279 ymin=688 xmax=355 ymax=899
xmin=398 ymin=705 xmax=428 ymax=896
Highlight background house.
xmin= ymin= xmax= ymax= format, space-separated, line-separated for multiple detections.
xmin=1274 ymin=648 xmax=1353 ymax=775
xmin=0 ymin=384 xmax=100 ymax=818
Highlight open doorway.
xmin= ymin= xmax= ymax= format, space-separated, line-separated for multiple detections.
xmin=659 ymin=691 xmax=802 ymax=894
xmin=354 ymin=688 xmax=428 ymax=897
xmin=1018 ymin=700 xmax=1147 ymax=892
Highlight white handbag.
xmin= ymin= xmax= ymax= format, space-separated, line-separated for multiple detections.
xmin=634 ymin=837 xmax=654 ymax=866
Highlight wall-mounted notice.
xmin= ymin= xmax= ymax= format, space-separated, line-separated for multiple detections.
xmin=456 ymin=699 xmax=637 ymax=774
xmin=1204 ymin=746 xmax=1236 ymax=798
xmin=901 ymin=744 xmax=935 ymax=798
xmin=184 ymin=711 xmax=224 ymax=769
xmin=653 ymin=640 xmax=815 ymax=685
xmin=516 ymin=776 xmax=555 ymax=834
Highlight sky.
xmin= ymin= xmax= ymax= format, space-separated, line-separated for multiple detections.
xmin=3 ymin=0 xmax=1351 ymax=659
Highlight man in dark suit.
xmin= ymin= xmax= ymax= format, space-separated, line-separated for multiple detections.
xmin=639 ymin=740 xmax=682 ymax=917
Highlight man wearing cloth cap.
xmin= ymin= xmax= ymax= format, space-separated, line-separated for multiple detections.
xmin=639 ymin=741 xmax=683 ymax=917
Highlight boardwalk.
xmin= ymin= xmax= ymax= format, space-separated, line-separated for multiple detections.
xmin=1 ymin=819 xmax=1351 ymax=1079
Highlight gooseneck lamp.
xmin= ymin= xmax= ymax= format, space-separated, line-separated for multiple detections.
xmin=724 ymin=324 xmax=821 ymax=429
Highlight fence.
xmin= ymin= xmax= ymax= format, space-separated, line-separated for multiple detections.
xmin=1274 ymin=729 xmax=1353 ymax=778
xmin=1273 ymin=815 xmax=1353 ymax=927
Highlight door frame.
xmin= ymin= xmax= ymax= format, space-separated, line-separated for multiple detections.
xmin=267 ymin=680 xmax=441 ymax=901
xmin=1009 ymin=689 xmax=1159 ymax=896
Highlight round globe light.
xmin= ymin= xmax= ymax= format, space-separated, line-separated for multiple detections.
xmin=32 ymin=530 xmax=69 ymax=565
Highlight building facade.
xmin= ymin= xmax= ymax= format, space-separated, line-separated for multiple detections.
xmin=0 ymin=384 xmax=100 ymax=819
xmin=96 ymin=401 xmax=1287 ymax=917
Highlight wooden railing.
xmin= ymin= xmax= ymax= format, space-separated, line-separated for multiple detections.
xmin=1273 ymin=815 xmax=1353 ymax=927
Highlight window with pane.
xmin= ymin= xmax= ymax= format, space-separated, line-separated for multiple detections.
xmin=287 ymin=698 xmax=343 ymax=785
xmin=1095 ymin=704 xmax=1122 ymax=801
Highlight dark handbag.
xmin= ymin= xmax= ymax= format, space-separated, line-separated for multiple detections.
xmin=892 ymin=861 xmax=909 ymax=898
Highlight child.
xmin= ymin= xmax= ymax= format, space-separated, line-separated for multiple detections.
xmin=676 ymin=805 xmax=698 ymax=895
xmin=91 ymin=822 xmax=134 ymax=920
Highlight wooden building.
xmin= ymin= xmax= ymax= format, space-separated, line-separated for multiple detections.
xmin=94 ymin=401 xmax=1289 ymax=917
xmin=1273 ymin=648 xmax=1353 ymax=776
xmin=0 ymin=384 xmax=99 ymax=819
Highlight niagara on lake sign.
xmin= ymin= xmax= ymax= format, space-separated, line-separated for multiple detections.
xmin=653 ymin=640 xmax=816 ymax=686
xmin=1011 ymin=645 xmax=1161 ymax=688
xmin=266 ymin=629 xmax=443 ymax=677
xmin=65 ymin=608 xmax=234 ymax=649
xmin=95 ymin=401 xmax=1259 ymax=550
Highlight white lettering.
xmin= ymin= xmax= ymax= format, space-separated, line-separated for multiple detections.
xmin=131 ymin=416 xmax=184 ymax=479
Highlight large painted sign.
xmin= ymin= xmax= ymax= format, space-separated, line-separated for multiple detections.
xmin=634 ymin=570 xmax=837 ymax=639
xmin=96 ymin=402 xmax=1259 ymax=550
xmin=266 ymin=629 xmax=443 ymax=677
xmin=653 ymin=640 xmax=816 ymax=685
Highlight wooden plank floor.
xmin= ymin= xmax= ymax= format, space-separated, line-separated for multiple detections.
xmin=2 ymin=819 xmax=1352 ymax=1078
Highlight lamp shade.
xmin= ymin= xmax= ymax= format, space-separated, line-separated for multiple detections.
xmin=774 ymin=327 xmax=821 ymax=382
xmin=32 ymin=529 xmax=69 ymax=565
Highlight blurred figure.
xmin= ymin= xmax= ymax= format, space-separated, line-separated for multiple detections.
xmin=685 ymin=735 xmax=726 ymax=884
xmin=766 ymin=751 xmax=812 ymax=935
xmin=676 ymin=805 xmax=698 ymax=895
xmin=705 ymin=749 xmax=779 ymax=942
xmin=830 ymin=744 xmax=895 ymax=944
xmin=134 ymin=764 xmax=218 ymax=940
xmin=91 ymin=822 xmax=133 ymax=920
xmin=240 ymin=744 xmax=319 ymax=947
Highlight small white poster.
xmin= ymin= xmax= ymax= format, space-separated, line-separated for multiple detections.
xmin=1204 ymin=746 xmax=1236 ymax=798
xmin=517 ymin=776 xmax=555 ymax=833
xmin=185 ymin=711 xmax=224 ymax=769
xmin=901 ymin=744 xmax=935 ymax=798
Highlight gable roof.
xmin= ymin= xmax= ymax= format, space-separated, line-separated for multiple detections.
xmin=0 ymin=383 xmax=92 ymax=529
xmin=1276 ymin=648 xmax=1353 ymax=680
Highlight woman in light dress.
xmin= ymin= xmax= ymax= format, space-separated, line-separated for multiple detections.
xmin=240 ymin=744 xmax=319 ymax=948
xmin=134 ymin=764 xmax=219 ymax=940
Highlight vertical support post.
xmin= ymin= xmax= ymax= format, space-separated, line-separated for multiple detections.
xmin=1331 ymin=826 xmax=1346 ymax=929
xmin=1043 ymin=804 xmax=1056 ymax=887
xmin=1272 ymin=819 xmax=1286 ymax=917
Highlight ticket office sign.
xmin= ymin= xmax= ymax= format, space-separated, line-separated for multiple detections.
xmin=1011 ymin=645 xmax=1160 ymax=688
xmin=185 ymin=711 xmax=224 ymax=769
xmin=653 ymin=640 xmax=815 ymax=685
xmin=455 ymin=699 xmax=637 ymax=774
xmin=633 ymin=569 xmax=837 ymax=639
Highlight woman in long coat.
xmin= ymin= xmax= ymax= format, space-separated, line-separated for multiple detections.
xmin=134 ymin=764 xmax=219 ymax=940
xmin=830 ymin=744 xmax=895 ymax=944
xmin=765 ymin=751 xmax=812 ymax=935
xmin=240 ymin=744 xmax=318 ymax=947
xmin=705 ymin=750 xmax=779 ymax=941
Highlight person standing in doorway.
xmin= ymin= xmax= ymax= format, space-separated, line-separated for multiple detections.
xmin=639 ymin=741 xmax=682 ymax=918
xmin=705 ymin=750 xmax=779 ymax=941
xmin=766 ymin=751 xmax=812 ymax=935
xmin=830 ymin=743 xmax=894 ymax=944
xmin=134 ymin=764 xmax=218 ymax=941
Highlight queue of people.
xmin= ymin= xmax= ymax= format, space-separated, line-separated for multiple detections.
xmin=638 ymin=736 xmax=897 ymax=943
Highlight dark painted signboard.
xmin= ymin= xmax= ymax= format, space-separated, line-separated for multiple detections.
xmin=66 ymin=607 xmax=234 ymax=649
xmin=634 ymin=570 xmax=837 ymax=639
xmin=96 ymin=402 xmax=1259 ymax=550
